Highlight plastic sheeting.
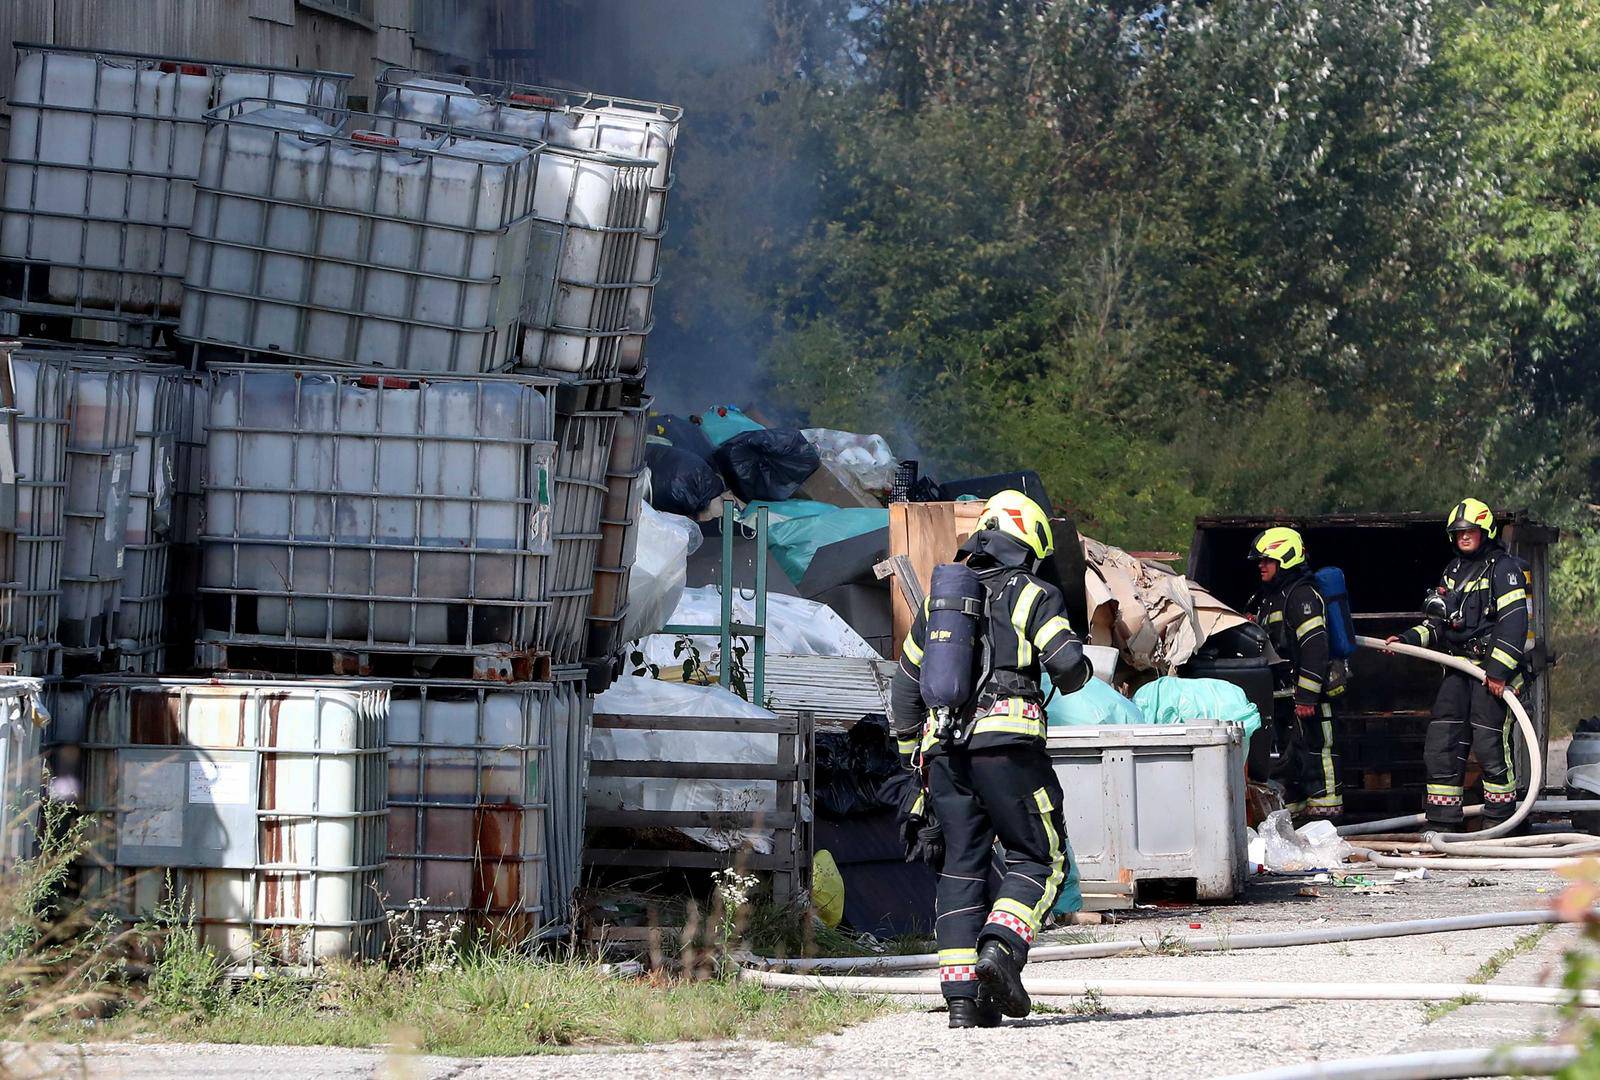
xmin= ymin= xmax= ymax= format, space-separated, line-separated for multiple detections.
xmin=1044 ymin=675 xmax=1146 ymax=727
xmin=619 ymin=504 xmax=701 ymax=644
xmin=640 ymin=587 xmax=881 ymax=674
xmin=802 ymin=428 xmax=897 ymax=495
xmin=698 ymin=405 xmax=764 ymax=447
xmin=1132 ymin=675 xmax=1263 ymax=744
xmin=768 ymin=507 xmax=888 ymax=585
xmin=589 ymin=677 xmax=789 ymax=852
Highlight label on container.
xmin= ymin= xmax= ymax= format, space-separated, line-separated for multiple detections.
xmin=120 ymin=759 xmax=185 ymax=848
xmin=188 ymin=760 xmax=251 ymax=805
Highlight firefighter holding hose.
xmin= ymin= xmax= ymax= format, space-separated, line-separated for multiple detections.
xmin=890 ymin=490 xmax=1093 ymax=1029
xmin=1387 ymin=499 xmax=1533 ymax=828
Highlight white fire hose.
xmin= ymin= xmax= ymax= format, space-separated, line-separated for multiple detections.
xmin=1337 ymin=637 xmax=1600 ymax=869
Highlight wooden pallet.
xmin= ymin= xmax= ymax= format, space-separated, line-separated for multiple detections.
xmin=194 ymin=639 xmax=551 ymax=683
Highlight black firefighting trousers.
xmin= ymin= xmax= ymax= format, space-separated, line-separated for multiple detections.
xmin=925 ymin=745 xmax=1068 ymax=1001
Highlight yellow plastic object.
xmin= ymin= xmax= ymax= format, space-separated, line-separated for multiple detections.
xmin=813 ymin=849 xmax=845 ymax=928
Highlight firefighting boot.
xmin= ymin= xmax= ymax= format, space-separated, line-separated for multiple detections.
xmin=976 ymin=939 xmax=1031 ymax=1018
xmin=947 ymin=997 xmax=1003 ymax=1029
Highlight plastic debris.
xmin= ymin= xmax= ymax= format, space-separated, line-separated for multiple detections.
xmin=1259 ymin=810 xmax=1353 ymax=872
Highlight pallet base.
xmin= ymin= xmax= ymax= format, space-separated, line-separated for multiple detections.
xmin=194 ymin=640 xmax=552 ymax=683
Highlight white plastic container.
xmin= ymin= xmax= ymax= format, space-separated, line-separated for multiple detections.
xmin=0 ymin=44 xmax=349 ymax=323
xmin=0 ymin=677 xmax=48 ymax=871
xmin=200 ymin=366 xmax=555 ymax=661
xmin=1047 ymin=721 xmax=1247 ymax=901
xmin=374 ymin=73 xmax=656 ymax=379
xmin=378 ymin=69 xmax=680 ymax=376
xmin=114 ymin=364 xmax=182 ymax=667
xmin=542 ymin=668 xmax=590 ymax=927
xmin=543 ymin=405 xmax=621 ymax=663
xmin=0 ymin=348 xmax=69 ymax=668
xmin=181 ymin=102 xmax=540 ymax=374
xmin=80 ymin=676 xmax=390 ymax=973
xmin=385 ymin=680 xmax=550 ymax=933
xmin=59 ymin=360 xmax=137 ymax=651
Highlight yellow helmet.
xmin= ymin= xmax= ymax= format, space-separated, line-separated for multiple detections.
xmin=1446 ymin=498 xmax=1497 ymax=539
xmin=978 ymin=490 xmax=1054 ymax=560
xmin=1248 ymin=526 xmax=1306 ymax=570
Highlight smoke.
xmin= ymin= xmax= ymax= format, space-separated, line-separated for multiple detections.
xmin=495 ymin=1 xmax=831 ymax=419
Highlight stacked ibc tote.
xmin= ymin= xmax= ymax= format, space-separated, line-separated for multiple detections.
xmin=0 ymin=42 xmax=681 ymax=961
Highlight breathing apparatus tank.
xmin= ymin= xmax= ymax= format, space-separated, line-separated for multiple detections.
xmin=921 ymin=562 xmax=989 ymax=742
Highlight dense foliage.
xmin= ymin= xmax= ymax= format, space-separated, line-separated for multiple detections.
xmin=631 ymin=1 xmax=1600 ymax=602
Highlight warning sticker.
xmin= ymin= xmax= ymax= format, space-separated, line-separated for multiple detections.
xmin=188 ymin=760 xmax=252 ymax=805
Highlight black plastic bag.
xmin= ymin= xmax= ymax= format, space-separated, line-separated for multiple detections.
xmin=649 ymin=412 xmax=716 ymax=462
xmin=712 ymin=428 xmax=821 ymax=502
xmin=646 ymin=444 xmax=724 ymax=517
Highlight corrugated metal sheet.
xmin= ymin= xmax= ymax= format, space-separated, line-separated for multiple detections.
xmin=764 ymin=655 xmax=895 ymax=730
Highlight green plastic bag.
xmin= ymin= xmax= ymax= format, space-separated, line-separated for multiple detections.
xmin=767 ymin=507 xmax=888 ymax=584
xmin=1132 ymin=676 xmax=1262 ymax=743
xmin=699 ymin=405 xmax=764 ymax=447
xmin=741 ymin=499 xmax=839 ymax=524
xmin=1051 ymin=837 xmax=1084 ymax=918
xmin=1044 ymin=674 xmax=1146 ymax=727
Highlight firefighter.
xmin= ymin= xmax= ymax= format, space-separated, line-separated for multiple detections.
xmin=1247 ymin=527 xmax=1342 ymax=820
xmin=1386 ymin=499 xmax=1531 ymax=827
xmin=890 ymin=490 xmax=1093 ymax=1029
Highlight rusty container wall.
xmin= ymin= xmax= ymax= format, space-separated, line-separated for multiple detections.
xmin=544 ymin=665 xmax=590 ymax=928
xmin=586 ymin=391 xmax=649 ymax=666
xmin=1188 ymin=511 xmax=1557 ymax=823
xmin=79 ymin=676 xmax=390 ymax=974
xmin=544 ymin=398 xmax=619 ymax=665
xmin=384 ymin=680 xmax=550 ymax=936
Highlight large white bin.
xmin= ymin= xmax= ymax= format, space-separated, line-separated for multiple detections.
xmin=0 ymin=44 xmax=349 ymax=323
xmin=374 ymin=73 xmax=655 ymax=380
xmin=181 ymin=102 xmax=541 ymax=374
xmin=1047 ymin=721 xmax=1247 ymax=902
xmin=199 ymin=365 xmax=555 ymax=662
xmin=81 ymin=676 xmax=390 ymax=973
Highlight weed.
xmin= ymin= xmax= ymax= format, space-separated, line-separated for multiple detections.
xmin=1145 ymin=931 xmax=1190 ymax=957
xmin=137 ymin=885 xmax=224 ymax=1017
xmin=383 ymin=899 xmax=463 ymax=974
xmin=1071 ymin=988 xmax=1110 ymax=1017
xmin=1421 ymin=925 xmax=1551 ymax=1024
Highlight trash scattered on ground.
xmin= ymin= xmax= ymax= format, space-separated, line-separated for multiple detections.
xmin=1392 ymin=867 xmax=1431 ymax=883
xmin=1259 ymin=810 xmax=1354 ymax=872
xmin=1466 ymin=876 xmax=1497 ymax=888
xmin=1296 ymin=887 xmax=1322 ymax=898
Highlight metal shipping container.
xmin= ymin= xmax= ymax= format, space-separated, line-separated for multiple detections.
xmin=1047 ymin=721 xmax=1247 ymax=902
xmin=198 ymin=365 xmax=555 ymax=674
xmin=0 ymin=43 xmax=350 ymax=338
xmin=1188 ymin=511 xmax=1559 ymax=822
xmin=80 ymin=676 xmax=390 ymax=973
xmin=180 ymin=101 xmax=542 ymax=374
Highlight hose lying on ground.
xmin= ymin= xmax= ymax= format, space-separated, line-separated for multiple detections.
xmin=743 ymin=968 xmax=1600 ymax=1008
xmin=738 ymin=909 xmax=1566 ymax=974
xmin=1215 ymin=1044 xmax=1578 ymax=1080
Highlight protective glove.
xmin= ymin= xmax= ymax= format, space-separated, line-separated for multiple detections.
xmin=897 ymin=787 xmax=944 ymax=867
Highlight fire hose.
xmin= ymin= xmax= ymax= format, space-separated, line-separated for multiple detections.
xmin=1338 ymin=637 xmax=1598 ymax=869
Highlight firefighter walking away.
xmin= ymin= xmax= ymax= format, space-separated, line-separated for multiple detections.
xmin=1247 ymin=526 xmax=1343 ymax=821
xmin=890 ymin=490 xmax=1093 ymax=1028
xmin=1387 ymin=499 xmax=1534 ymax=827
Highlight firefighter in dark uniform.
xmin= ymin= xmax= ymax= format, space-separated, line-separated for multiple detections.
xmin=1387 ymin=499 xmax=1532 ymax=827
xmin=890 ymin=491 xmax=1092 ymax=1029
xmin=1247 ymin=527 xmax=1343 ymax=820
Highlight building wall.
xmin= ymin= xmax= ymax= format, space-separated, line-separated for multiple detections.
xmin=0 ymin=0 xmax=518 ymax=147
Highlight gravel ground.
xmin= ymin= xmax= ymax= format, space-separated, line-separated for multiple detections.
xmin=4 ymin=869 xmax=1587 ymax=1079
